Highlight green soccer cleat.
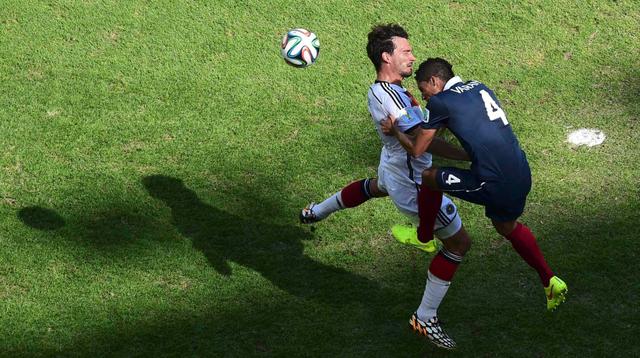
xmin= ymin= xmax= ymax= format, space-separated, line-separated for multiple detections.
xmin=545 ymin=276 xmax=568 ymax=311
xmin=391 ymin=224 xmax=438 ymax=253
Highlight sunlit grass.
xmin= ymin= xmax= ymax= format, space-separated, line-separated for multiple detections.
xmin=0 ymin=0 xmax=638 ymax=356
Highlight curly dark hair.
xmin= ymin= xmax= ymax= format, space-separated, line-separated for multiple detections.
xmin=415 ymin=58 xmax=455 ymax=83
xmin=366 ymin=24 xmax=409 ymax=71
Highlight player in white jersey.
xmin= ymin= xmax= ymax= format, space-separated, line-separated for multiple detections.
xmin=299 ymin=24 xmax=472 ymax=350
xmin=367 ymin=80 xmax=466 ymax=236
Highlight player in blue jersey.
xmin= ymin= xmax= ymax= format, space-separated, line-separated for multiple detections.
xmin=382 ymin=58 xmax=568 ymax=312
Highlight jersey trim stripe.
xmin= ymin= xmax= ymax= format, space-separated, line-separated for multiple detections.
xmin=406 ymin=153 xmax=422 ymax=193
xmin=437 ymin=209 xmax=452 ymax=226
xmin=380 ymin=82 xmax=404 ymax=110
xmin=406 ymin=153 xmax=415 ymax=183
xmin=361 ymin=178 xmax=372 ymax=198
xmin=442 ymin=181 xmax=486 ymax=193
xmin=370 ymin=88 xmax=384 ymax=106
xmin=434 ymin=211 xmax=459 ymax=233
xmin=440 ymin=247 xmax=463 ymax=263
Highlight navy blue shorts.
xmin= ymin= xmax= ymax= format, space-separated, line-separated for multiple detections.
xmin=435 ymin=167 xmax=532 ymax=222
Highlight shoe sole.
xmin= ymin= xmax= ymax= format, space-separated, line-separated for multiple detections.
xmin=409 ymin=317 xmax=456 ymax=350
xmin=548 ymin=288 xmax=568 ymax=311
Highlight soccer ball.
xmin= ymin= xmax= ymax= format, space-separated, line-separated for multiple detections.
xmin=280 ymin=28 xmax=320 ymax=68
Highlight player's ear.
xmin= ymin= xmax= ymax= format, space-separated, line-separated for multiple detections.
xmin=381 ymin=51 xmax=392 ymax=64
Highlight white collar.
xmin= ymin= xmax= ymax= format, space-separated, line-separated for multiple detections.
xmin=375 ymin=80 xmax=406 ymax=91
xmin=444 ymin=76 xmax=463 ymax=91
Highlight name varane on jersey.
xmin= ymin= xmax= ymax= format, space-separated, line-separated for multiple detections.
xmin=449 ymin=80 xmax=482 ymax=94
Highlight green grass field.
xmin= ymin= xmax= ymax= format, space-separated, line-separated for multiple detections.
xmin=1 ymin=1 xmax=639 ymax=356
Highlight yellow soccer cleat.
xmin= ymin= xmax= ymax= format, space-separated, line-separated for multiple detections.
xmin=391 ymin=224 xmax=438 ymax=253
xmin=545 ymin=276 xmax=568 ymax=311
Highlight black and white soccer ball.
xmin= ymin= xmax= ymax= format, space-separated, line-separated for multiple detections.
xmin=280 ymin=28 xmax=320 ymax=68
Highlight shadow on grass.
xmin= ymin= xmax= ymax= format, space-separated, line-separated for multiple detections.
xmin=141 ymin=174 xmax=387 ymax=305
xmin=17 ymin=206 xmax=65 ymax=230
xmin=18 ymin=202 xmax=166 ymax=254
xmin=11 ymin=175 xmax=412 ymax=356
xmin=15 ymin=177 xmax=639 ymax=355
xmin=17 ymin=175 xmax=390 ymax=306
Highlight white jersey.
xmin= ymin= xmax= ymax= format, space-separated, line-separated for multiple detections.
xmin=367 ymin=80 xmax=432 ymax=185
xmin=367 ymin=80 xmax=462 ymax=240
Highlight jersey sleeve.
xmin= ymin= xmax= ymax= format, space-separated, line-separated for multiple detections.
xmin=370 ymin=85 xmax=424 ymax=133
xmin=395 ymin=106 xmax=426 ymax=133
xmin=421 ymin=95 xmax=448 ymax=129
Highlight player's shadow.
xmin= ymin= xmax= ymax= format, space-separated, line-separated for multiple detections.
xmin=142 ymin=174 xmax=386 ymax=305
xmin=17 ymin=206 xmax=66 ymax=231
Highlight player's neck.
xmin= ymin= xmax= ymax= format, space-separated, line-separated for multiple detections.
xmin=376 ymin=70 xmax=403 ymax=85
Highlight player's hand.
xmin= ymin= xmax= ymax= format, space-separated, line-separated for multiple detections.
xmin=381 ymin=115 xmax=397 ymax=136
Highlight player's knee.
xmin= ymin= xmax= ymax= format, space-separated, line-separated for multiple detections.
xmin=442 ymin=227 xmax=471 ymax=256
xmin=368 ymin=178 xmax=388 ymax=198
xmin=492 ymin=220 xmax=517 ymax=237
xmin=421 ymin=168 xmax=435 ymax=179
xmin=421 ymin=168 xmax=438 ymax=188
xmin=456 ymin=228 xmax=472 ymax=255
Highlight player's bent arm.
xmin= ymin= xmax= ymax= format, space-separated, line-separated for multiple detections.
xmin=427 ymin=137 xmax=470 ymax=161
xmin=394 ymin=126 xmax=438 ymax=158
xmin=380 ymin=115 xmax=436 ymax=157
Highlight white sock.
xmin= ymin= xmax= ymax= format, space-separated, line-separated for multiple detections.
xmin=312 ymin=192 xmax=344 ymax=219
xmin=417 ymin=271 xmax=451 ymax=321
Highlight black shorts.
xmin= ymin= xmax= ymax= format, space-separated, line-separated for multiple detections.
xmin=435 ymin=167 xmax=532 ymax=222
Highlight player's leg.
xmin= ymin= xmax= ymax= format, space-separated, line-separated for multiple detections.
xmin=392 ymin=191 xmax=463 ymax=251
xmin=487 ymin=172 xmax=568 ymax=311
xmin=493 ymin=218 xmax=553 ymax=285
xmin=418 ymin=202 xmax=470 ymax=319
xmin=416 ymin=167 xmax=443 ymax=243
xmin=300 ymin=178 xmax=386 ymax=224
xmin=419 ymin=227 xmax=471 ymax=321
xmin=417 ymin=166 xmax=488 ymax=243
xmin=386 ymin=169 xmax=453 ymax=252
xmin=411 ymin=225 xmax=470 ymax=350
xmin=388 ymin=188 xmax=469 ymax=349
xmin=492 ymin=218 xmax=568 ymax=311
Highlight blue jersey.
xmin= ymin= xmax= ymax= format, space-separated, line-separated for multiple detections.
xmin=423 ymin=78 xmax=529 ymax=182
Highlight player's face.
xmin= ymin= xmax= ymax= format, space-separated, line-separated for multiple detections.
xmin=418 ymin=78 xmax=442 ymax=101
xmin=390 ymin=37 xmax=415 ymax=78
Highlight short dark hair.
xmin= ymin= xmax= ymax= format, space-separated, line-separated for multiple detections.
xmin=415 ymin=58 xmax=454 ymax=83
xmin=366 ymin=24 xmax=409 ymax=71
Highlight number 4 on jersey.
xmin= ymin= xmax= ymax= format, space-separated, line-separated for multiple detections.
xmin=480 ymin=90 xmax=508 ymax=125
xmin=445 ymin=174 xmax=461 ymax=185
